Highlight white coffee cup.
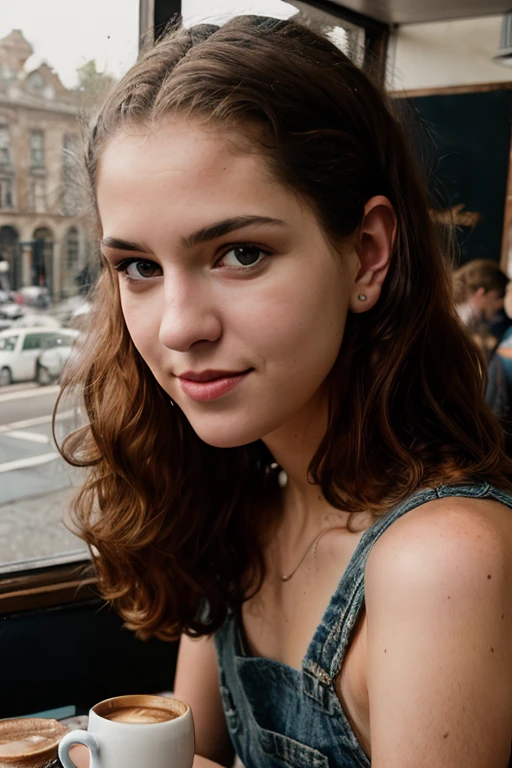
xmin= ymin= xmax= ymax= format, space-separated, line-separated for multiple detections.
xmin=58 ymin=694 xmax=194 ymax=768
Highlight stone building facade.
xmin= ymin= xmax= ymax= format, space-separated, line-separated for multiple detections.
xmin=0 ymin=30 xmax=89 ymax=299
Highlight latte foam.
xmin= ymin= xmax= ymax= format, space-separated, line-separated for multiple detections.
xmin=104 ymin=706 xmax=178 ymax=724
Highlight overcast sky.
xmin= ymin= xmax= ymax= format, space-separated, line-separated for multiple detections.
xmin=0 ymin=0 xmax=296 ymax=89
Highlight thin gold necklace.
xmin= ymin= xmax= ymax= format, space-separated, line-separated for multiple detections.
xmin=281 ymin=526 xmax=347 ymax=582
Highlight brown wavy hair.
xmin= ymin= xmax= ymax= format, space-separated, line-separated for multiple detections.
xmin=57 ymin=15 xmax=512 ymax=640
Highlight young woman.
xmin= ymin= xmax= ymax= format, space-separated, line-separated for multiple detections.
xmin=60 ymin=16 xmax=512 ymax=768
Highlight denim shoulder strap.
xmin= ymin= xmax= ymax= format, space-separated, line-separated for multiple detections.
xmin=303 ymin=483 xmax=512 ymax=685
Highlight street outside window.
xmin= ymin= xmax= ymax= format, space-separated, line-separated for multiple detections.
xmin=0 ymin=0 xmax=139 ymax=569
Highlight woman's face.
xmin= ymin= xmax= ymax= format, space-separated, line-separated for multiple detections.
xmin=96 ymin=120 xmax=360 ymax=448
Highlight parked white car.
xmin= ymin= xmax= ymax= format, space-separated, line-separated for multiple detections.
xmin=10 ymin=313 xmax=61 ymax=329
xmin=0 ymin=327 xmax=79 ymax=387
xmin=36 ymin=330 xmax=80 ymax=385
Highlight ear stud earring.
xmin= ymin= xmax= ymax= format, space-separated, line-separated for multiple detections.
xmin=357 ymin=294 xmax=367 ymax=301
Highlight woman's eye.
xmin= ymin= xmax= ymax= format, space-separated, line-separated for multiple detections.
xmin=116 ymin=259 xmax=162 ymax=280
xmin=218 ymin=245 xmax=268 ymax=269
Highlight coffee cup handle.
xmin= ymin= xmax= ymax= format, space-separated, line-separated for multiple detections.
xmin=58 ymin=730 xmax=100 ymax=768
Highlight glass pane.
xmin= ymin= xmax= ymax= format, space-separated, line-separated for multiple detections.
xmin=0 ymin=0 xmax=139 ymax=568
xmin=182 ymin=0 xmax=366 ymax=64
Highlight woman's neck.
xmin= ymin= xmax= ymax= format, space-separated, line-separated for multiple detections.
xmin=262 ymin=390 xmax=350 ymax=540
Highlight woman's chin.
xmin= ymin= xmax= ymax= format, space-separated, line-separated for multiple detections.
xmin=187 ymin=417 xmax=269 ymax=449
xmin=196 ymin=429 xmax=260 ymax=449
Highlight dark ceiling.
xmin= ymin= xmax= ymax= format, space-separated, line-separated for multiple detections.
xmin=329 ymin=0 xmax=512 ymax=25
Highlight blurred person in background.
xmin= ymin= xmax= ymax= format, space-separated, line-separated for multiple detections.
xmin=452 ymin=259 xmax=509 ymax=359
xmin=453 ymin=260 xmax=512 ymax=435
xmin=497 ymin=281 xmax=512 ymax=382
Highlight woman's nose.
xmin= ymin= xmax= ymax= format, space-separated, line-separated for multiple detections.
xmin=158 ymin=277 xmax=222 ymax=352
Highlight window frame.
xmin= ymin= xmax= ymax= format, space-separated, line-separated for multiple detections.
xmin=0 ymin=123 xmax=12 ymax=166
xmin=0 ymin=175 xmax=15 ymax=209
xmin=30 ymin=129 xmax=46 ymax=168
xmin=30 ymin=176 xmax=47 ymax=213
xmin=0 ymin=0 xmax=388 ymax=615
xmin=285 ymin=0 xmax=390 ymax=78
xmin=0 ymin=553 xmax=96 ymax=615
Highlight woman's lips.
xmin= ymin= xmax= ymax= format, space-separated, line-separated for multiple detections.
xmin=178 ymin=370 xmax=251 ymax=402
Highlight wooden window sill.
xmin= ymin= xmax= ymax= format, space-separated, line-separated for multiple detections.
xmin=0 ymin=552 xmax=97 ymax=614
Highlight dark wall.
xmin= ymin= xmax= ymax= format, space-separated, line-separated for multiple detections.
xmin=0 ymin=600 xmax=179 ymax=717
xmin=404 ymin=88 xmax=512 ymax=266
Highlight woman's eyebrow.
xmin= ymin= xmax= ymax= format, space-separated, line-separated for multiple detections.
xmin=101 ymin=216 xmax=287 ymax=254
xmin=101 ymin=237 xmax=145 ymax=252
xmin=181 ymin=215 xmax=287 ymax=248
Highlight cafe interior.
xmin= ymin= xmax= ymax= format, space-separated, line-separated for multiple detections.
xmin=0 ymin=0 xmax=511 ymax=763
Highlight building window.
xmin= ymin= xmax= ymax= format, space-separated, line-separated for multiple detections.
xmin=62 ymin=133 xmax=78 ymax=179
xmin=61 ymin=133 xmax=80 ymax=215
xmin=30 ymin=130 xmax=45 ymax=167
xmin=26 ymin=71 xmax=44 ymax=91
xmin=66 ymin=227 xmax=80 ymax=270
xmin=0 ymin=177 xmax=14 ymax=208
xmin=0 ymin=125 xmax=11 ymax=166
xmin=31 ymin=178 xmax=46 ymax=212
xmin=63 ymin=133 xmax=78 ymax=154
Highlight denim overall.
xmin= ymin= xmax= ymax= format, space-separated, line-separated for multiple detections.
xmin=215 ymin=484 xmax=512 ymax=768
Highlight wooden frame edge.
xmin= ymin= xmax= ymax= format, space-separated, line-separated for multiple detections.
xmin=390 ymin=81 xmax=512 ymax=98
xmin=0 ymin=558 xmax=99 ymax=615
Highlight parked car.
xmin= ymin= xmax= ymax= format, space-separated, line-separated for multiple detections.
xmin=69 ymin=300 xmax=91 ymax=330
xmin=0 ymin=290 xmax=15 ymax=304
xmin=14 ymin=286 xmax=50 ymax=309
xmin=10 ymin=313 xmax=61 ymax=329
xmin=0 ymin=303 xmax=25 ymax=327
xmin=52 ymin=295 xmax=88 ymax=327
xmin=0 ymin=305 xmax=19 ymax=331
xmin=35 ymin=330 xmax=80 ymax=385
xmin=0 ymin=327 xmax=79 ymax=387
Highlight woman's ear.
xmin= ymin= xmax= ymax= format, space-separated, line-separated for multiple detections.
xmin=349 ymin=195 xmax=396 ymax=314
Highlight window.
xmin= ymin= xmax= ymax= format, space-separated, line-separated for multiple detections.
xmin=26 ymin=71 xmax=44 ymax=90
xmin=55 ymin=333 xmax=74 ymax=347
xmin=0 ymin=177 xmax=14 ymax=208
xmin=0 ymin=124 xmax=11 ymax=165
xmin=0 ymin=334 xmax=18 ymax=351
xmin=42 ymin=331 xmax=75 ymax=348
xmin=22 ymin=332 xmax=47 ymax=350
xmin=61 ymin=135 xmax=82 ymax=215
xmin=30 ymin=130 xmax=45 ymax=167
xmin=61 ymin=133 xmax=78 ymax=190
xmin=30 ymin=178 xmax=46 ymax=212
xmin=181 ymin=0 xmax=367 ymax=66
xmin=0 ymin=0 xmax=179 ymax=724
xmin=66 ymin=227 xmax=80 ymax=270
xmin=0 ymin=0 xmax=140 ymax=585
xmin=62 ymin=133 xmax=78 ymax=174
xmin=0 ymin=63 xmax=12 ymax=80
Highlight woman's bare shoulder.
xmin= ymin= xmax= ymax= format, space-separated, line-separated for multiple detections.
xmin=362 ymin=494 xmax=512 ymax=767
xmin=365 ymin=493 xmax=512 ymax=608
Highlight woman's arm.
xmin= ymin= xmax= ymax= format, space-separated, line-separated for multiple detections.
xmin=174 ymin=633 xmax=235 ymax=768
xmin=364 ymin=497 xmax=512 ymax=768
